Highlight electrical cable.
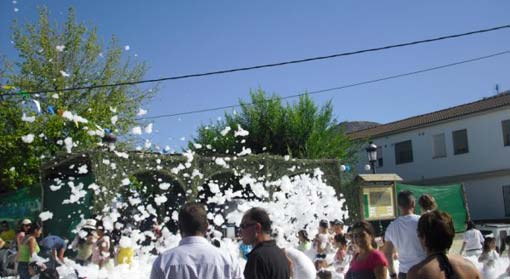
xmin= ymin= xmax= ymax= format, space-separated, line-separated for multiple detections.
xmin=2 ymin=24 xmax=509 ymax=97
xmin=137 ymin=50 xmax=510 ymax=120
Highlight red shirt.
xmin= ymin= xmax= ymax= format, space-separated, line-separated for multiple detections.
xmin=347 ymin=250 xmax=388 ymax=276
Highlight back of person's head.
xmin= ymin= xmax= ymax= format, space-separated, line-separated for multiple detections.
xmin=298 ymin=229 xmax=309 ymax=242
xmin=417 ymin=211 xmax=455 ymax=252
xmin=466 ymin=220 xmax=475 ymax=230
xmin=317 ymin=269 xmax=332 ymax=279
xmin=319 ymin=219 xmax=329 ymax=229
xmin=178 ymin=203 xmax=208 ymax=237
xmin=244 ymin=207 xmax=272 ymax=234
xmin=418 ymin=194 xmax=437 ymax=211
xmin=483 ymin=237 xmax=496 ymax=253
xmin=398 ymin=190 xmax=415 ymax=209
xmin=334 ymin=233 xmax=347 ymax=246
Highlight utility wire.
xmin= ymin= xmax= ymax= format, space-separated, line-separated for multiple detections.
xmin=138 ymin=50 xmax=510 ymax=120
xmin=2 ymin=24 xmax=510 ymax=97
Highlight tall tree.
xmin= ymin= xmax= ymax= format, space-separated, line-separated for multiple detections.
xmin=0 ymin=7 xmax=154 ymax=191
xmin=189 ymin=89 xmax=355 ymax=161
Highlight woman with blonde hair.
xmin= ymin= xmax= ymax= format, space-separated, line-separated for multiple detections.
xmin=418 ymin=194 xmax=437 ymax=212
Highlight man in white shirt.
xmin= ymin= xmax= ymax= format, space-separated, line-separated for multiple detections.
xmin=459 ymin=220 xmax=484 ymax=257
xmin=150 ymin=203 xmax=243 ymax=279
xmin=383 ymin=190 xmax=426 ymax=279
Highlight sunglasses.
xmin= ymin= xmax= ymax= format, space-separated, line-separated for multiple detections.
xmin=239 ymin=222 xmax=257 ymax=229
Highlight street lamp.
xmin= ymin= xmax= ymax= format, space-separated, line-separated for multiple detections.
xmin=366 ymin=142 xmax=377 ymax=174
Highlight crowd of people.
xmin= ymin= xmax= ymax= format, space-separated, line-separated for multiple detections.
xmin=0 ymin=190 xmax=502 ymax=278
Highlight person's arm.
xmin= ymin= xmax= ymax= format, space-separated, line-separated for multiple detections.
xmin=383 ymin=241 xmax=397 ymax=278
xmin=0 ymin=238 xmax=5 ymax=249
xmin=28 ymin=237 xmax=37 ymax=261
xmin=374 ymin=264 xmax=388 ymax=279
xmin=149 ymin=256 xmax=164 ymax=279
xmin=459 ymin=241 xmax=466 ymax=255
xmin=58 ymin=247 xmax=65 ymax=262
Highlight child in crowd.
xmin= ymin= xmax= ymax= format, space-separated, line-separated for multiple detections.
xmin=297 ymin=230 xmax=311 ymax=252
xmin=313 ymin=220 xmax=330 ymax=259
xmin=478 ymin=237 xmax=499 ymax=278
xmin=333 ymin=234 xmax=349 ymax=275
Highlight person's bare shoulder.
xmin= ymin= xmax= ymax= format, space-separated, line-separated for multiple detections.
xmin=449 ymin=255 xmax=482 ymax=278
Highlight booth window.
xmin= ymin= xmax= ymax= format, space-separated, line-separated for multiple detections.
xmin=394 ymin=140 xmax=413 ymax=165
xmin=452 ymin=129 xmax=469 ymax=155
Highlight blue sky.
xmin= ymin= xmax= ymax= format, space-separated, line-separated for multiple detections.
xmin=1 ymin=1 xmax=510 ymax=151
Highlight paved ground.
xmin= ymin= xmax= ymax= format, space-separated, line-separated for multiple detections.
xmin=450 ymin=233 xmax=464 ymax=255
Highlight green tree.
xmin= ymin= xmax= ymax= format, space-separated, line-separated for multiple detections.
xmin=0 ymin=7 xmax=154 ymax=192
xmin=189 ymin=89 xmax=355 ymax=161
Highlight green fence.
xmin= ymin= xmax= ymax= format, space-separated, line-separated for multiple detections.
xmin=0 ymin=187 xmax=41 ymax=225
xmin=396 ymin=183 xmax=468 ymax=232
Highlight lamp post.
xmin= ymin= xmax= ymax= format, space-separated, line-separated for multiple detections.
xmin=366 ymin=142 xmax=377 ymax=174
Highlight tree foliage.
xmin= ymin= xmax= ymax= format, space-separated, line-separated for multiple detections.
xmin=0 ymin=7 xmax=154 ymax=191
xmin=189 ymin=90 xmax=355 ymax=161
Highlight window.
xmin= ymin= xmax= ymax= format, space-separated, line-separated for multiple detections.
xmin=452 ymin=129 xmax=469 ymax=155
xmin=432 ymin=133 xmax=446 ymax=158
xmin=502 ymin=120 xmax=510 ymax=146
xmin=394 ymin=140 xmax=413 ymax=164
xmin=377 ymin=146 xmax=383 ymax=167
xmin=503 ymin=185 xmax=510 ymax=217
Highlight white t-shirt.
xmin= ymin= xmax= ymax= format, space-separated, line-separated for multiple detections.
xmin=385 ymin=214 xmax=426 ymax=273
xmin=463 ymin=229 xmax=484 ymax=251
xmin=286 ymin=247 xmax=316 ymax=279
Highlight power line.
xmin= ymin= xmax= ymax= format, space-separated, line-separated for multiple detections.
xmin=2 ymin=24 xmax=510 ymax=97
xmin=137 ymin=50 xmax=510 ymax=120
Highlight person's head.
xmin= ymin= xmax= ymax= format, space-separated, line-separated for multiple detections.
xmin=417 ymin=211 xmax=455 ymax=254
xmin=418 ymin=194 xmax=437 ymax=212
xmin=351 ymin=221 xmax=376 ymax=251
xmin=21 ymin=219 xmax=32 ymax=232
xmin=319 ymin=219 xmax=329 ymax=233
xmin=330 ymin=219 xmax=344 ymax=234
xmin=466 ymin=220 xmax=475 ymax=230
xmin=28 ymin=222 xmax=42 ymax=238
xmin=314 ymin=259 xmax=328 ymax=271
xmin=297 ymin=229 xmax=310 ymax=243
xmin=398 ymin=190 xmax=416 ymax=213
xmin=178 ymin=203 xmax=208 ymax=237
xmin=1 ymin=221 xmax=8 ymax=231
xmin=334 ymin=233 xmax=347 ymax=249
xmin=316 ymin=269 xmax=332 ymax=279
xmin=40 ymin=268 xmax=59 ymax=279
xmin=240 ymin=207 xmax=272 ymax=245
xmin=483 ymin=237 xmax=496 ymax=252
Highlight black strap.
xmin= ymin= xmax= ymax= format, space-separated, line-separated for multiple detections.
xmin=428 ymin=252 xmax=457 ymax=279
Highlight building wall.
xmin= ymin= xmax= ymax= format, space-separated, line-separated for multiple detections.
xmin=463 ymin=175 xmax=510 ymax=220
xmin=356 ymin=107 xmax=510 ymax=220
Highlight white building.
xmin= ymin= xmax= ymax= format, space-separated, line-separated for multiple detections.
xmin=348 ymin=92 xmax=510 ymax=221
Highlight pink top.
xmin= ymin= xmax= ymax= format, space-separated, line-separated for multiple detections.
xmin=335 ymin=249 xmax=347 ymax=262
xmin=348 ymin=250 xmax=388 ymax=272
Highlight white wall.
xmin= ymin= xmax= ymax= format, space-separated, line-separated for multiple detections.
xmin=464 ymin=175 xmax=510 ymax=220
xmin=356 ymin=108 xmax=510 ymax=181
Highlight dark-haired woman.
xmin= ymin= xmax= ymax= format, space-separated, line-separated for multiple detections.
xmin=407 ymin=211 xmax=481 ymax=279
xmin=17 ymin=223 xmax=42 ymax=279
xmin=345 ymin=221 xmax=388 ymax=279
